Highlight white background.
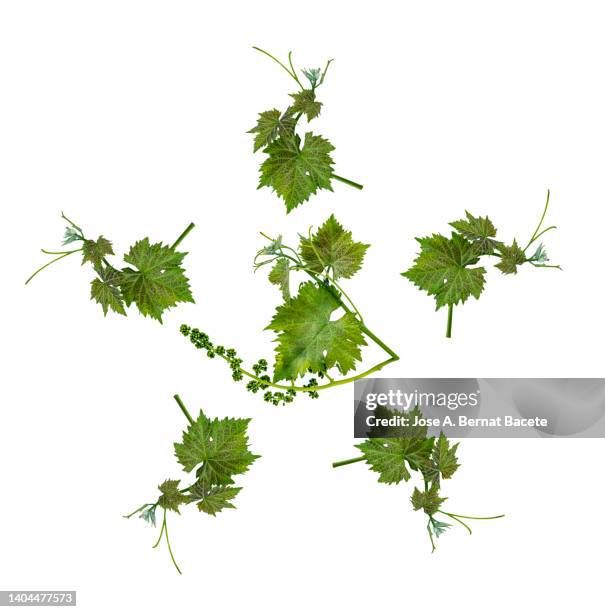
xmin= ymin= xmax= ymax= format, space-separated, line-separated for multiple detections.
xmin=1 ymin=1 xmax=603 ymax=610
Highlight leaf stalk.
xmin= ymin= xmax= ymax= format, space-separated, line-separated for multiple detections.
xmin=446 ymin=304 xmax=454 ymax=339
xmin=173 ymin=394 xmax=195 ymax=426
xmin=171 ymin=222 xmax=196 ymax=250
xmin=332 ymin=456 xmax=365 ymax=468
xmin=331 ymin=173 xmax=364 ymax=190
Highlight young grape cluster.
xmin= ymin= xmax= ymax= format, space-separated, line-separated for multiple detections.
xmin=180 ymin=325 xmax=320 ymax=405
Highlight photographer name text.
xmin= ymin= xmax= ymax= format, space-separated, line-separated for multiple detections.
xmin=366 ymin=414 xmax=548 ymax=428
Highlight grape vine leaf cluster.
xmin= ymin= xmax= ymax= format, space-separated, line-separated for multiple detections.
xmin=403 ymin=232 xmax=487 ymax=310
xmin=334 ymin=407 xmax=502 ymax=551
xmin=248 ymin=47 xmax=362 ymax=212
xmin=402 ymin=192 xmax=560 ymax=337
xmin=181 ymin=214 xmax=397 ymax=405
xmin=126 ymin=395 xmax=259 ymax=573
xmin=26 ymin=213 xmax=195 ymax=323
xmin=356 ymin=408 xmax=458 ymax=489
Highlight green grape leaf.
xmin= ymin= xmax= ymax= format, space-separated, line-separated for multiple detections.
xmin=496 ymin=240 xmax=526 ymax=274
xmin=432 ymin=432 xmax=460 ymax=479
xmin=90 ymin=277 xmax=126 ymax=316
xmin=258 ymin=132 xmax=334 ymax=213
xmin=266 ymin=281 xmax=366 ymax=382
xmin=174 ymin=410 xmax=259 ymax=485
xmin=82 ymin=236 xmax=114 ymax=269
xmin=299 ymin=214 xmax=369 ymax=280
xmin=402 ymin=233 xmax=486 ymax=309
xmin=268 ymin=257 xmax=290 ymax=301
xmin=194 ymin=486 xmax=242 ymax=516
xmin=118 ymin=238 xmax=194 ymax=322
xmin=288 ymin=89 xmax=322 ymax=121
xmin=449 ymin=212 xmax=500 ymax=255
xmin=356 ymin=436 xmax=434 ymax=485
xmin=411 ymin=482 xmax=446 ymax=516
xmin=157 ymin=479 xmax=189 ymax=514
xmin=423 ymin=432 xmax=460 ymax=483
xmin=248 ymin=109 xmax=296 ymax=153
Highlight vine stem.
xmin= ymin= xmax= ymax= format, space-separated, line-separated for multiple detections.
xmin=162 ymin=509 xmax=182 ymax=574
xmin=25 ymin=249 xmax=83 ymax=285
xmin=427 ymin=520 xmax=436 ymax=553
xmin=523 ymin=189 xmax=551 ymax=251
xmin=173 ymin=394 xmax=195 ymax=426
xmin=123 ymin=503 xmax=150 ymax=519
xmin=440 ymin=511 xmax=505 ymax=521
xmin=332 ymin=456 xmax=365 ymax=468
xmin=152 ymin=512 xmax=166 ymax=548
xmin=318 ymin=58 xmax=334 ymax=87
xmin=527 ymin=225 xmax=557 ymax=248
xmin=440 ymin=512 xmax=473 ymax=534
xmin=252 ymin=46 xmax=303 ymax=89
xmin=171 ymin=222 xmax=196 ymax=250
xmin=61 ymin=211 xmax=84 ymax=236
xmin=41 ymin=248 xmax=79 ymax=255
xmin=438 ymin=510 xmax=504 ymax=536
xmin=216 ymin=352 xmax=398 ymax=393
xmin=446 ymin=304 xmax=453 ymax=339
xmin=152 ymin=508 xmax=182 ymax=574
xmin=287 ymin=51 xmax=303 ymax=89
xmin=331 ymin=174 xmax=364 ymax=190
